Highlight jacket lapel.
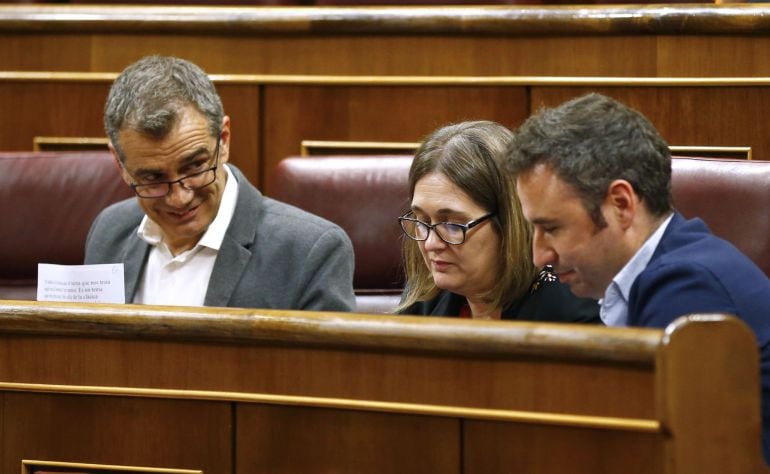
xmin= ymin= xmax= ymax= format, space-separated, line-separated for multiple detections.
xmin=204 ymin=166 xmax=260 ymax=307
xmin=123 ymin=237 xmax=150 ymax=303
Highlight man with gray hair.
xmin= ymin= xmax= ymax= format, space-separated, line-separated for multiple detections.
xmin=86 ymin=55 xmax=355 ymax=311
xmin=507 ymin=92 xmax=770 ymax=463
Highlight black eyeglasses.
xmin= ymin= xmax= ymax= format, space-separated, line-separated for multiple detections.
xmin=398 ymin=212 xmax=495 ymax=245
xmin=129 ymin=138 xmax=221 ymax=199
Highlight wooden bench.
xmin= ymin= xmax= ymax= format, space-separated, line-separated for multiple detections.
xmin=0 ymin=300 xmax=764 ymax=473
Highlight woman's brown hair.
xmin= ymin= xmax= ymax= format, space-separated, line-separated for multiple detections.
xmin=396 ymin=121 xmax=537 ymax=313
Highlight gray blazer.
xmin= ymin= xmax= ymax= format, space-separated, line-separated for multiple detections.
xmin=85 ymin=165 xmax=356 ymax=312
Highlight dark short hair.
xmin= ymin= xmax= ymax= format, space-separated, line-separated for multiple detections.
xmin=398 ymin=121 xmax=537 ymax=312
xmin=506 ymin=93 xmax=672 ymax=227
xmin=104 ymin=55 xmax=223 ymax=161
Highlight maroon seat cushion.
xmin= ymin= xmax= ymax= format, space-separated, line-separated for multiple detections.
xmin=273 ymin=156 xmax=412 ymax=295
xmin=273 ymin=155 xmax=770 ymax=314
xmin=0 ymin=151 xmax=133 ymax=300
xmin=671 ymin=156 xmax=770 ymax=278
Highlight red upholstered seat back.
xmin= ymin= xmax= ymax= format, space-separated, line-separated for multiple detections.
xmin=6 ymin=153 xmax=766 ymax=309
xmin=0 ymin=151 xmax=133 ymax=300
xmin=273 ymin=156 xmax=412 ymax=290
xmin=671 ymin=157 xmax=770 ymax=278
xmin=273 ymin=155 xmax=770 ymax=313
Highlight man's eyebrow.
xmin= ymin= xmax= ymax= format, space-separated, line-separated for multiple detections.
xmin=178 ymin=146 xmax=211 ymax=165
xmin=529 ymin=217 xmax=559 ymax=226
xmin=132 ymin=146 xmax=210 ymax=177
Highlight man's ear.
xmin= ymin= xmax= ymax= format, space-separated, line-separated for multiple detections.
xmin=605 ymin=179 xmax=638 ymax=230
xmin=219 ymin=115 xmax=231 ymax=164
xmin=108 ymin=141 xmax=131 ymax=186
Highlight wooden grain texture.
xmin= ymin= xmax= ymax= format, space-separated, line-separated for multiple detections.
xmin=0 ymin=34 xmax=761 ymax=79
xmin=0 ymin=34 xmax=92 ymax=72
xmin=656 ymin=36 xmax=770 ymax=77
xmin=463 ymin=421 xmax=663 ymax=473
xmin=261 ymin=84 xmax=529 ymax=194
xmin=237 ymin=405 xmax=459 ymax=473
xmin=0 ymin=79 xmax=260 ymax=185
xmin=0 ymin=79 xmax=108 ymax=151
xmin=3 ymin=6 xmax=770 ymax=77
xmin=0 ymin=336 xmax=656 ymax=419
xmin=3 ymin=392 xmax=231 ymax=474
xmin=0 ymin=300 xmax=661 ymax=363
xmin=657 ymin=315 xmax=766 ymax=473
xmin=0 ymin=302 xmax=764 ymax=472
xmin=217 ymin=83 xmax=261 ymax=185
xmin=3 ymin=75 xmax=770 ymax=194
xmin=2 ymin=5 xmax=770 ymax=35
xmin=84 ymin=34 xmax=659 ymax=77
xmin=530 ymin=86 xmax=770 ymax=161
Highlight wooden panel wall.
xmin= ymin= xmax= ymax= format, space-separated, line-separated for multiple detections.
xmin=3 ymin=6 xmax=770 ymax=191
xmin=261 ymin=84 xmax=529 ymax=195
xmin=0 ymin=334 xmax=655 ymax=418
xmin=0 ymin=79 xmax=108 ymax=152
xmin=0 ymin=33 xmax=664 ymax=77
xmin=237 ymin=405 xmax=461 ymax=473
xmin=463 ymin=421 xmax=663 ymax=473
xmin=5 ymin=393 xmax=232 ymax=474
xmin=217 ymin=83 xmax=261 ymax=183
xmin=530 ymin=85 xmax=770 ymax=161
xmin=3 ymin=6 xmax=770 ymax=77
xmin=1 ymin=75 xmax=767 ymax=194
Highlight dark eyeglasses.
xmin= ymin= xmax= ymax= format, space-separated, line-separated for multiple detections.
xmin=129 ymin=139 xmax=221 ymax=199
xmin=398 ymin=212 xmax=495 ymax=245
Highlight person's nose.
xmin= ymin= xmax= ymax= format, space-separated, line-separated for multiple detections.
xmin=165 ymin=181 xmax=195 ymax=207
xmin=423 ymin=228 xmax=447 ymax=251
xmin=532 ymin=228 xmax=557 ymax=268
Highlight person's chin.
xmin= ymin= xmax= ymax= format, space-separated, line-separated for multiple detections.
xmin=432 ymin=274 xmax=461 ymax=293
xmin=563 ymin=281 xmax=596 ymax=299
xmin=555 ymin=268 xmax=576 ymax=284
xmin=159 ymin=214 xmax=208 ymax=241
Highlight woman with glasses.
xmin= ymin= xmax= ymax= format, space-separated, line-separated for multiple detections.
xmin=396 ymin=121 xmax=600 ymax=322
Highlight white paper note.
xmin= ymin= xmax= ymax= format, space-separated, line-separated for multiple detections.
xmin=37 ymin=263 xmax=125 ymax=304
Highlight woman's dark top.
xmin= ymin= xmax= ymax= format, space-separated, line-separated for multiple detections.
xmin=398 ymin=267 xmax=601 ymax=324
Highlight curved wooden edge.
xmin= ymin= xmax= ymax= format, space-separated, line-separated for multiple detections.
xmin=0 ymin=381 xmax=661 ymax=433
xmin=8 ymin=71 xmax=770 ymax=86
xmin=658 ymin=314 xmax=769 ymax=472
xmin=300 ymin=139 xmax=419 ymax=156
xmin=22 ymin=459 xmax=203 ymax=474
xmin=669 ymin=145 xmax=752 ymax=160
xmin=2 ymin=5 xmax=770 ymax=35
xmin=0 ymin=300 xmax=661 ymax=365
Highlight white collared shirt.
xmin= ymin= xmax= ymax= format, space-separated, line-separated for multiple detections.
xmin=133 ymin=164 xmax=238 ymax=306
xmin=599 ymin=213 xmax=674 ymax=327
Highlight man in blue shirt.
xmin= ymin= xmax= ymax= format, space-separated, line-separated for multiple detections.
xmin=506 ymin=92 xmax=770 ymax=464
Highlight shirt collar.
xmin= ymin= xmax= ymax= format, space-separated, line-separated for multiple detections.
xmin=137 ymin=163 xmax=239 ymax=252
xmin=600 ymin=212 xmax=674 ymax=326
xmin=614 ymin=213 xmax=673 ymax=300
